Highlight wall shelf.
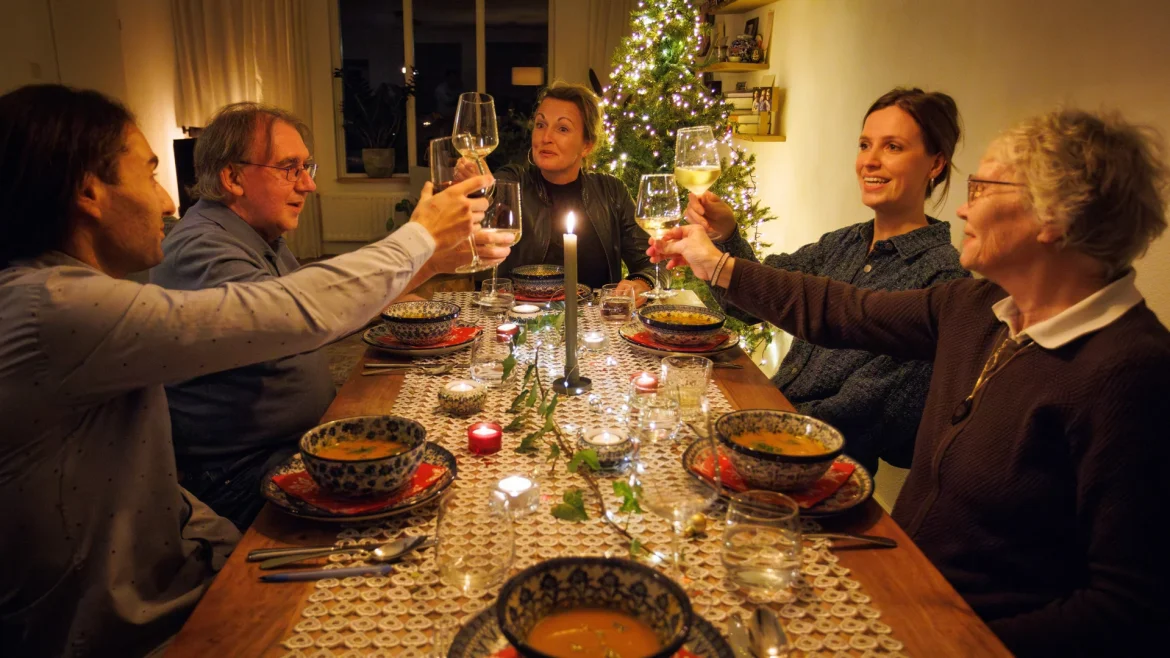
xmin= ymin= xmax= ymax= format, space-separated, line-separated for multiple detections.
xmin=733 ymin=134 xmax=787 ymax=142
xmin=696 ymin=62 xmax=768 ymax=73
xmin=709 ymin=0 xmax=778 ymax=15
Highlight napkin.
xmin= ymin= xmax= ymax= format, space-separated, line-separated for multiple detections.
xmin=691 ymin=447 xmax=855 ymax=510
xmin=489 ymin=647 xmax=701 ymax=658
xmin=623 ymin=329 xmax=730 ymax=353
xmin=372 ymin=325 xmax=480 ymax=348
xmin=273 ymin=463 xmax=448 ymax=515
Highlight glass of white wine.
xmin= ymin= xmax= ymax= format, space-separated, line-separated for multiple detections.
xmin=635 ymin=173 xmax=683 ymax=300
xmin=674 ymin=125 xmax=722 ymax=197
xmin=452 ymin=92 xmax=499 ymax=273
xmin=475 ymin=180 xmax=522 ymax=306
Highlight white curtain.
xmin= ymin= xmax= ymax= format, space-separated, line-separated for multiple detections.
xmin=587 ymin=0 xmax=638 ymax=89
xmin=172 ymin=0 xmax=323 ymax=258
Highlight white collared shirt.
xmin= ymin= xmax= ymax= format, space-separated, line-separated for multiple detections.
xmin=991 ymin=270 xmax=1144 ymax=349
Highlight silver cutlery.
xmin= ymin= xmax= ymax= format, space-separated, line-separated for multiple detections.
xmin=750 ymin=607 xmax=789 ymax=656
xmin=727 ymin=613 xmax=754 ymax=658
xmin=361 ymin=364 xmax=454 ymax=376
xmin=805 ymin=532 xmax=897 ymax=549
xmin=247 ymin=534 xmax=425 ymax=562
xmin=258 ymin=535 xmax=433 ymax=570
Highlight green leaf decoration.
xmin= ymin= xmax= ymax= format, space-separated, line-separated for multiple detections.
xmin=613 ymin=480 xmax=645 ymax=514
xmin=504 ymin=412 xmax=529 ymax=432
xmin=515 ymin=428 xmax=544 ymax=454
xmin=551 ymin=489 xmax=588 ymax=522
xmin=543 ymin=394 xmax=559 ymax=419
xmin=508 ymin=388 xmax=529 ymax=413
xmin=521 ymin=363 xmax=535 ymax=389
xmin=546 ymin=442 xmax=561 ymax=463
xmin=629 ymin=538 xmax=648 ymax=559
xmin=501 ymin=351 xmax=516 ymax=382
xmin=525 ymin=385 xmax=539 ymax=408
xmin=567 ymin=449 xmax=601 ymax=475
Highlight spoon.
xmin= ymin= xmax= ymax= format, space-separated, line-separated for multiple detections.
xmin=750 ymin=607 xmax=789 ymax=657
xmin=258 ymin=535 xmax=432 ymax=570
xmin=361 ymin=363 xmax=453 ymax=376
xmin=727 ymin=613 xmax=755 ymax=658
xmin=805 ymin=532 xmax=897 ymax=549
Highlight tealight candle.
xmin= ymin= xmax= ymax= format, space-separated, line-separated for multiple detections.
xmin=496 ymin=322 xmax=520 ymax=340
xmin=583 ymin=330 xmax=607 ymax=351
xmin=438 ymin=380 xmax=487 ymax=416
xmin=509 ymin=304 xmax=542 ymax=320
xmin=579 ymin=428 xmax=635 ymax=472
xmin=496 ymin=475 xmax=541 ymax=517
xmin=630 ymin=371 xmax=659 ymax=393
xmin=467 ymin=421 xmax=502 ymax=455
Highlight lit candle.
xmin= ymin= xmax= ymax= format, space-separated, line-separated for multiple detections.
xmin=448 ymin=382 xmax=474 ymax=393
xmin=439 ymin=380 xmax=487 ymax=415
xmin=497 ymin=322 xmax=520 ymax=340
xmin=583 ymin=330 xmax=607 ymax=351
xmin=584 ymin=430 xmax=625 ymax=446
xmin=467 ymin=422 xmax=502 ymax=455
xmin=579 ymin=428 xmax=635 ymax=472
xmin=509 ymin=304 xmax=542 ymax=320
xmin=496 ymin=475 xmax=540 ymax=517
xmin=630 ymin=371 xmax=659 ymax=393
xmin=563 ymin=211 xmax=579 ymax=380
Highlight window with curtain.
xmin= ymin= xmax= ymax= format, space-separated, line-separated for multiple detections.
xmin=336 ymin=0 xmax=548 ymax=176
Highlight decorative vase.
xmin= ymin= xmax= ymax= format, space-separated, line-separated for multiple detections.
xmin=362 ymin=148 xmax=396 ymax=177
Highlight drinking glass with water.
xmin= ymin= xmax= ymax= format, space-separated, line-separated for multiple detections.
xmin=660 ymin=355 xmax=713 ymax=422
xmin=722 ymin=490 xmax=803 ymax=593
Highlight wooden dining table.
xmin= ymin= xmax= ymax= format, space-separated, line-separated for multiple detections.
xmin=165 ymin=337 xmax=1011 ymax=658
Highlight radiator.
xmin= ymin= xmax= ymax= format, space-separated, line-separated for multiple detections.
xmin=319 ymin=193 xmax=407 ymax=243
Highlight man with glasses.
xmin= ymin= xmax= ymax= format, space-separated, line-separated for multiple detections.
xmin=151 ymin=103 xmax=446 ymax=528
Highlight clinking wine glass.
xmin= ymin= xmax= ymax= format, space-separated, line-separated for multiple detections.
xmin=474 ymin=180 xmax=522 ymax=306
xmin=635 ymin=173 xmax=683 ymax=300
xmin=674 ymin=125 xmax=722 ymax=197
xmin=451 ymin=92 xmax=499 ymax=273
xmin=429 ymin=136 xmax=490 ymax=274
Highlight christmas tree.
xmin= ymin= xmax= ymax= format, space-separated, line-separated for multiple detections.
xmin=591 ymin=0 xmax=776 ymax=352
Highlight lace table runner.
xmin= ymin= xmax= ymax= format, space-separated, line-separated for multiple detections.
xmin=276 ymin=292 xmax=909 ymax=658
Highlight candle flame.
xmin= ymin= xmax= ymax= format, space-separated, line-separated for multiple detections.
xmin=566 ymin=211 xmax=576 ymax=235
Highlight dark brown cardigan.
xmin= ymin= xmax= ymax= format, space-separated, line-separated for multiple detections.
xmin=726 ymin=260 xmax=1169 ymax=657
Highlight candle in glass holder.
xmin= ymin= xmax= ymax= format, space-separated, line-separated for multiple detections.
xmin=579 ymin=428 xmax=634 ymax=472
xmin=496 ymin=475 xmax=540 ymax=517
xmin=496 ymin=322 xmax=520 ymax=341
xmin=509 ymin=304 xmax=542 ymax=320
xmin=582 ymin=330 xmax=607 ymax=351
xmin=439 ymin=380 xmax=487 ymax=416
xmin=467 ymin=421 xmax=502 ymax=455
xmin=630 ymin=371 xmax=659 ymax=393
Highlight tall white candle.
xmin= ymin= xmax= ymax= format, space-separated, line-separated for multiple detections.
xmin=564 ymin=211 xmax=579 ymax=380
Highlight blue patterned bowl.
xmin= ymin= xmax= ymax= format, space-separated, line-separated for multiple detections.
xmin=636 ymin=305 xmax=726 ymax=346
xmin=299 ymin=415 xmax=427 ymax=497
xmin=496 ymin=556 xmax=693 ymax=658
xmin=381 ymin=300 xmax=460 ymax=346
xmin=715 ymin=409 xmax=844 ymax=491
xmin=511 ymin=264 xmax=564 ymax=299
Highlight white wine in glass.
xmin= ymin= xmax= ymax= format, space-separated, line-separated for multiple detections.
xmin=475 ymin=180 xmax=523 ymax=305
xmin=635 ymin=215 xmax=683 ymax=239
xmin=674 ymin=126 xmax=722 ymax=196
xmin=635 ymin=174 xmax=683 ymax=300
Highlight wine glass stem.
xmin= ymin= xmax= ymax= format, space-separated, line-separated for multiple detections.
xmin=654 ymin=261 xmax=664 ymax=295
xmin=466 ymin=234 xmax=480 ymax=269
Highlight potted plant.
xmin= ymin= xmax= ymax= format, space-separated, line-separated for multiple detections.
xmin=335 ymin=67 xmax=416 ymax=177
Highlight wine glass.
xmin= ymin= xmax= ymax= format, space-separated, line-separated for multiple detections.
xmin=635 ymin=174 xmax=683 ymax=300
xmin=435 ymin=485 xmax=514 ymax=594
xmin=475 ymin=180 xmax=522 ymax=306
xmin=452 ymin=92 xmax=498 ymax=173
xmin=674 ymin=126 xmax=722 ymax=197
xmin=429 ymin=136 xmax=490 ymax=274
xmin=631 ymin=395 xmax=720 ymax=575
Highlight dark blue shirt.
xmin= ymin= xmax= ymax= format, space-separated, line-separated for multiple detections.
xmin=713 ymin=218 xmax=969 ymax=473
xmin=150 ymin=200 xmax=336 ymax=462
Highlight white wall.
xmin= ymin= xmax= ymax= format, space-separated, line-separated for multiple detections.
xmin=0 ymin=0 xmax=59 ymax=90
xmin=550 ymin=0 xmax=590 ymax=85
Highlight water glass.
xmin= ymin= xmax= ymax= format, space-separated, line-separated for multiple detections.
xmin=599 ymin=283 xmax=635 ymax=323
xmin=631 ymin=388 xmax=680 ymax=446
xmin=476 ymin=277 xmax=515 ymax=312
xmin=469 ymin=333 xmax=513 ymax=387
xmin=660 ymin=355 xmax=713 ymax=422
xmin=722 ymin=490 xmax=803 ymax=593
xmin=436 ymin=486 xmax=514 ymax=594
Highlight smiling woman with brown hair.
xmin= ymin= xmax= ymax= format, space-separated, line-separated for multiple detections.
xmin=491 ymin=81 xmax=657 ymax=298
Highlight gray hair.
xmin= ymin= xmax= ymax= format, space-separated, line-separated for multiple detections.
xmin=993 ymin=109 xmax=1169 ymax=280
xmin=190 ymin=102 xmax=312 ymax=202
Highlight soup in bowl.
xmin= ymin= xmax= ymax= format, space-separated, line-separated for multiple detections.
xmin=496 ymin=556 xmax=692 ymax=658
xmin=715 ymin=409 xmax=844 ymax=491
xmin=299 ymin=415 xmax=427 ymax=497
xmin=636 ymin=305 xmax=726 ymax=346
xmin=511 ymin=264 xmax=565 ymax=299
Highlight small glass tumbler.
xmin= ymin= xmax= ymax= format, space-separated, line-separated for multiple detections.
xmin=599 ymin=283 xmax=635 ymax=324
xmin=436 ymin=486 xmax=514 ymax=594
xmin=660 ymin=355 xmax=713 ymax=422
xmin=469 ymin=333 xmax=514 ymax=388
xmin=722 ymin=490 xmax=803 ymax=594
xmin=475 ymin=277 xmax=515 ymax=313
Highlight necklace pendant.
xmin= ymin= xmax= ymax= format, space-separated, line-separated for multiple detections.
xmin=951 ymin=397 xmax=973 ymax=425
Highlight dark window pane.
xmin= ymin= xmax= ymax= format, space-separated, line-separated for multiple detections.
xmin=413 ymin=0 xmax=476 ymax=167
xmin=485 ymin=0 xmax=548 ymax=170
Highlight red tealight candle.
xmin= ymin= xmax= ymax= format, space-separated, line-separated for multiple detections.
xmin=467 ymin=422 xmax=503 ymax=455
xmin=496 ymin=322 xmax=520 ymax=340
xmin=630 ymin=371 xmax=659 ymax=393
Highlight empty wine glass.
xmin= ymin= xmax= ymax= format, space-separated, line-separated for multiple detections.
xmin=674 ymin=126 xmax=722 ymax=197
xmin=631 ymin=396 xmax=720 ymax=574
xmin=475 ymin=180 xmax=522 ymax=305
xmin=436 ymin=486 xmax=514 ymax=594
xmin=452 ymin=92 xmax=498 ymax=173
xmin=635 ymin=174 xmax=682 ymax=300
xmin=430 ymin=136 xmax=490 ymax=274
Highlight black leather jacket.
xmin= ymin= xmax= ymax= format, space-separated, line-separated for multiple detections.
xmin=492 ymin=163 xmax=656 ymax=286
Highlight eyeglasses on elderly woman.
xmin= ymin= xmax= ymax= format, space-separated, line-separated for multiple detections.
xmin=966 ymin=176 xmax=1025 ymax=204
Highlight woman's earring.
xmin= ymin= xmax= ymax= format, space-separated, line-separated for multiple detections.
xmin=926 ymin=177 xmax=936 ymax=197
xmin=527 ymin=148 xmax=536 ymax=167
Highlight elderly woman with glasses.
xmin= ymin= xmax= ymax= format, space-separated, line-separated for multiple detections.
xmin=650 ymin=109 xmax=1169 ymax=657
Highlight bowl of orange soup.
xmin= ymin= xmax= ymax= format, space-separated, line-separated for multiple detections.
xmin=496 ymin=556 xmax=692 ymax=658
xmin=715 ymin=409 xmax=844 ymax=491
xmin=299 ymin=415 xmax=427 ymax=497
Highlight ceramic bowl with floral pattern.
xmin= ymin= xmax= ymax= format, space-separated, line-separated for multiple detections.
xmin=511 ymin=264 xmax=565 ymax=299
xmin=381 ymin=300 xmax=460 ymax=346
xmin=299 ymin=415 xmax=427 ymax=497
xmin=496 ymin=556 xmax=693 ymax=658
xmin=636 ymin=305 xmax=726 ymax=347
xmin=715 ymin=409 xmax=844 ymax=491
